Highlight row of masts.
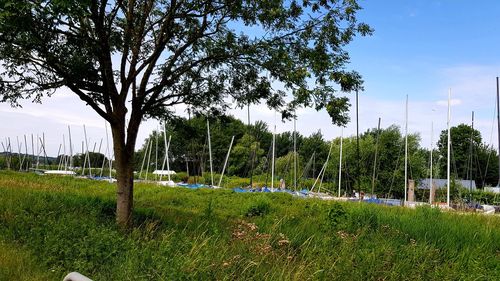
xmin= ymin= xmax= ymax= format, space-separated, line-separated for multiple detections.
xmin=3 ymin=78 xmax=500 ymax=203
xmin=1 ymin=123 xmax=114 ymax=180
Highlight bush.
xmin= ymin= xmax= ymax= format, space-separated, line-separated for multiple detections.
xmin=245 ymin=196 xmax=271 ymax=217
xmin=326 ymin=202 xmax=349 ymax=230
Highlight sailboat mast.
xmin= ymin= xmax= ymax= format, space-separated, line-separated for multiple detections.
xmin=207 ymin=119 xmax=214 ymax=187
xmin=371 ymin=117 xmax=381 ymax=196
xmin=165 ymin=135 xmax=172 ymax=182
xmin=469 ymin=111 xmax=474 ymax=191
xmin=356 ymin=90 xmax=360 ymax=194
xmin=404 ymin=95 xmax=408 ymax=205
xmin=271 ymin=111 xmax=276 ymax=192
xmin=68 ymin=126 xmax=73 ymax=169
xmin=338 ymin=128 xmax=343 ymax=197
xmin=447 ymin=89 xmax=451 ymax=207
xmin=430 ymin=121 xmax=433 ymax=204
xmin=496 ymin=77 xmax=500 ymax=187
xmin=294 ymin=117 xmax=297 ymax=191
xmin=218 ymin=136 xmax=235 ymax=188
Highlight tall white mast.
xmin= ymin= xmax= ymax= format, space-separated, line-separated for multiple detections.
xmin=447 ymin=88 xmax=451 ymax=207
xmin=338 ymin=127 xmax=343 ymax=197
xmin=293 ymin=117 xmax=297 ymax=191
xmin=404 ymin=95 xmax=408 ymax=205
xmin=430 ymin=121 xmax=434 ymax=204
xmin=139 ymin=139 xmax=151 ymax=179
xmin=165 ymin=135 xmax=172 ymax=183
xmin=68 ymin=126 xmax=73 ymax=169
xmin=207 ymin=119 xmax=214 ymax=187
xmin=271 ymin=111 xmax=276 ymax=192
xmin=218 ymin=136 xmax=235 ymax=188
xmin=62 ymin=134 xmax=67 ymax=170
xmin=155 ymin=126 xmax=159 ymax=179
xmin=145 ymin=136 xmax=153 ymax=181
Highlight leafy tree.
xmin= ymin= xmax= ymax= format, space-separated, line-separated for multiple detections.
xmin=0 ymin=0 xmax=371 ymax=226
xmin=477 ymin=144 xmax=499 ymax=187
xmin=299 ymin=130 xmax=329 ymax=178
xmin=228 ymin=133 xmax=264 ymax=177
xmin=60 ymin=152 xmax=108 ymax=168
xmin=437 ymin=124 xmax=482 ymax=182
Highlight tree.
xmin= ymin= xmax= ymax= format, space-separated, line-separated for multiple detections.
xmin=437 ymin=124 xmax=482 ymax=181
xmin=299 ymin=130 xmax=329 ymax=178
xmin=437 ymin=124 xmax=499 ymax=188
xmin=228 ymin=133 xmax=264 ymax=177
xmin=0 ymin=0 xmax=371 ymax=227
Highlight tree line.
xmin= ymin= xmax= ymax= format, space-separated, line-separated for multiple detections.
xmin=136 ymin=115 xmax=499 ymax=196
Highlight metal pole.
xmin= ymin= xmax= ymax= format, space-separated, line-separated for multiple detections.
xmin=404 ymin=95 xmax=408 ymax=205
xmin=430 ymin=121 xmax=433 ymax=204
xmin=207 ymin=120 xmax=214 ymax=187
xmin=447 ymin=89 xmax=451 ymax=207
xmin=155 ymin=127 xmax=159 ymax=178
xmin=496 ymin=77 xmax=500 ymax=187
xmin=68 ymin=126 xmax=73 ymax=169
xmin=356 ymin=90 xmax=360 ymax=195
xmin=83 ymin=125 xmax=90 ymax=176
xmin=31 ymin=134 xmax=34 ymax=169
xmin=145 ymin=136 xmax=153 ymax=181
xmin=218 ymin=136 xmax=235 ymax=188
xmin=294 ymin=117 xmax=297 ymax=191
xmin=271 ymin=111 xmax=276 ymax=192
xmin=62 ymin=134 xmax=67 ymax=170
xmin=338 ymin=127 xmax=343 ymax=197
xmin=23 ymin=135 xmax=28 ymax=171
xmin=371 ymin=117 xmax=381 ymax=196
xmin=165 ymin=136 xmax=172 ymax=182
xmin=469 ymin=111 xmax=474 ymax=191
xmin=139 ymin=139 xmax=150 ymax=179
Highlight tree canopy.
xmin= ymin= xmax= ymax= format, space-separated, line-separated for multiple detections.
xmin=0 ymin=0 xmax=372 ymax=123
xmin=0 ymin=0 xmax=372 ymax=227
xmin=437 ymin=124 xmax=498 ymax=188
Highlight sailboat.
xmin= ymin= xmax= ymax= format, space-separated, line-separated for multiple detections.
xmin=157 ymin=123 xmax=176 ymax=187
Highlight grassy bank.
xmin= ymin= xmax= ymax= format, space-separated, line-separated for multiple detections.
xmin=0 ymin=171 xmax=498 ymax=280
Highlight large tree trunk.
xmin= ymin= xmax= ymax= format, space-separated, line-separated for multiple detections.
xmin=111 ymin=114 xmax=141 ymax=229
xmin=114 ymin=141 xmax=135 ymax=228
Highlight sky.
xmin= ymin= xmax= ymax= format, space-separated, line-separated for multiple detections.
xmin=1 ymin=0 xmax=500 ymax=156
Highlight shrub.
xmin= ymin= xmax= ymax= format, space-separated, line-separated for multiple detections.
xmin=245 ymin=196 xmax=271 ymax=217
xmin=326 ymin=202 xmax=349 ymax=230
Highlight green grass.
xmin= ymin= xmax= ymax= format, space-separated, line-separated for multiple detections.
xmin=0 ymin=171 xmax=499 ymax=280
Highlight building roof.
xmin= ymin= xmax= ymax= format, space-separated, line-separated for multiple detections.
xmin=417 ymin=178 xmax=476 ymax=190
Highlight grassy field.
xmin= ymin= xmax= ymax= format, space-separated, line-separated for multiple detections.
xmin=0 ymin=171 xmax=498 ymax=280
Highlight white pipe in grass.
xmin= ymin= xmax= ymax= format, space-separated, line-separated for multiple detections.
xmin=63 ymin=272 xmax=92 ymax=281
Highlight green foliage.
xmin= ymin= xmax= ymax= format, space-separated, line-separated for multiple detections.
xmin=326 ymin=202 xmax=348 ymax=229
xmin=245 ymin=196 xmax=271 ymax=217
xmin=437 ymin=124 xmax=499 ymax=187
xmin=0 ymin=0 xmax=373 ymax=226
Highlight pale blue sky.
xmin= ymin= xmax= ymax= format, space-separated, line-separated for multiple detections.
xmin=349 ymin=0 xmax=500 ymax=104
xmin=1 ymin=0 xmax=500 ymax=155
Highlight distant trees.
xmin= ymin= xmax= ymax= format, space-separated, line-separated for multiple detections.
xmin=140 ymin=116 xmax=452 ymax=197
xmin=437 ymin=124 xmax=499 ymax=187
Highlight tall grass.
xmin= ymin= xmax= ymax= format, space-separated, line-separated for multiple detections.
xmin=0 ymin=171 xmax=498 ymax=280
